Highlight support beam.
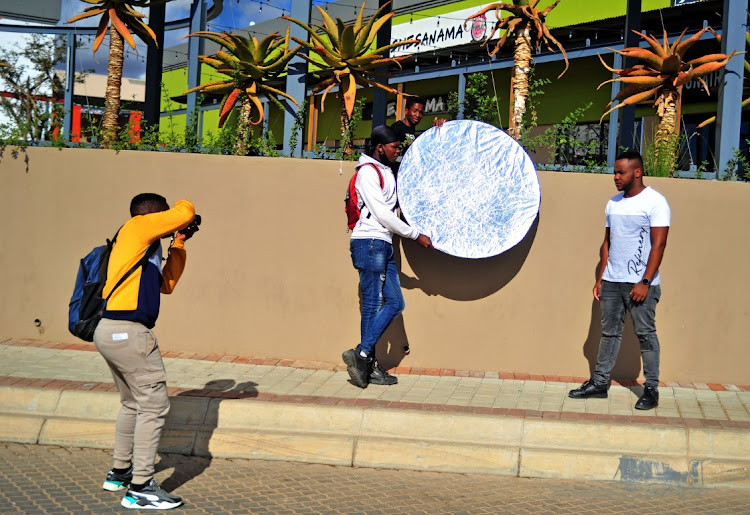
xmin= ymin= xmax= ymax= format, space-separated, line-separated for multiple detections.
xmin=143 ymin=2 xmax=165 ymax=129
xmin=607 ymin=53 xmax=623 ymax=167
xmin=282 ymin=1 xmax=311 ymax=157
xmin=186 ymin=0 xmax=206 ymax=137
xmin=306 ymin=94 xmax=318 ymax=153
xmin=618 ymin=0 xmax=641 ymax=151
xmin=371 ymin=0 xmax=392 ymax=128
xmin=457 ymin=72 xmax=466 ymax=120
xmin=714 ymin=0 xmax=745 ymax=179
xmin=62 ymin=32 xmax=76 ymax=142
xmin=395 ymin=84 xmax=404 ymax=121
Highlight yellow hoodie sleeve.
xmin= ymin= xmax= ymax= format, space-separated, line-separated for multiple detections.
xmin=128 ymin=200 xmax=196 ymax=245
xmin=161 ymin=239 xmax=185 ymax=294
xmin=104 ymin=200 xmax=195 ymax=304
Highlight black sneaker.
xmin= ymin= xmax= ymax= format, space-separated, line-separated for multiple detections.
xmin=370 ymin=361 xmax=398 ymax=385
xmin=635 ymin=386 xmax=659 ymax=410
xmin=103 ymin=466 xmax=132 ymax=491
xmin=568 ymin=379 xmax=608 ymax=399
xmin=121 ymin=479 xmax=182 ymax=510
xmin=342 ymin=349 xmax=370 ymax=389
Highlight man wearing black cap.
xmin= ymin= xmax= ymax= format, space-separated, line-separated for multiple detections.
xmin=342 ymin=125 xmax=433 ymax=389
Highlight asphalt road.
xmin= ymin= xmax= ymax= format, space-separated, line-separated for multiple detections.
xmin=1 ymin=443 xmax=748 ymax=514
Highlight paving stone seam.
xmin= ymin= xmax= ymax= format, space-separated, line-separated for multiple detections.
xmin=1 ymin=380 xmax=748 ymax=430
xmin=3 ymin=339 xmax=749 ymax=392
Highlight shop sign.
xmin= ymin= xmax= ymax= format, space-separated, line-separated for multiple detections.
xmin=672 ymin=0 xmax=703 ymax=6
xmin=682 ymin=69 xmax=722 ymax=102
xmin=386 ymin=95 xmax=449 ymax=116
xmin=390 ymin=3 xmax=500 ymax=57
xmin=363 ymin=94 xmax=449 ymax=120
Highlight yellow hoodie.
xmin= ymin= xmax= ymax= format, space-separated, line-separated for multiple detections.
xmin=103 ymin=200 xmax=195 ymax=328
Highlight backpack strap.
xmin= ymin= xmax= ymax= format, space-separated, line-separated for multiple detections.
xmin=358 ymin=163 xmax=384 ymax=189
xmin=357 ymin=163 xmax=387 ymax=219
xmin=104 ymin=240 xmax=161 ymax=302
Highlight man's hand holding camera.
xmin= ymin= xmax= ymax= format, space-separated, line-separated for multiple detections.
xmin=176 ymin=214 xmax=201 ymax=242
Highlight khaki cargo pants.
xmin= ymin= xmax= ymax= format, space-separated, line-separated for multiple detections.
xmin=94 ymin=319 xmax=170 ymax=485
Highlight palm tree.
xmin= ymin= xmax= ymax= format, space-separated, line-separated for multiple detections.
xmin=184 ymin=29 xmax=300 ymax=156
xmin=467 ymin=1 xmax=568 ymax=140
xmin=283 ymin=1 xmax=417 ymax=156
xmin=67 ymin=0 xmax=171 ymax=147
xmin=598 ymin=27 xmax=740 ymax=164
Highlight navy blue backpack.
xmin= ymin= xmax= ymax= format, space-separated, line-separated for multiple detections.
xmin=68 ymin=230 xmax=157 ymax=341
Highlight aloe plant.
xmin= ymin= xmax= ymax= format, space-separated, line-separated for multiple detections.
xmin=283 ymin=1 xmax=417 ymax=156
xmin=184 ymin=29 xmax=300 ymax=155
xmin=467 ymin=1 xmax=568 ymax=140
xmin=598 ymin=27 xmax=741 ymax=164
xmin=67 ymin=0 xmax=172 ymax=147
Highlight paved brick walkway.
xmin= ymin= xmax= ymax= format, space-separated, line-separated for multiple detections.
xmin=1 ymin=338 xmax=749 ymax=427
xmin=2 ymin=443 xmax=749 ymax=514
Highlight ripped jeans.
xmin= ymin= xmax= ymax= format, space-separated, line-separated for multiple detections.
xmin=593 ymin=280 xmax=662 ymax=388
xmin=350 ymin=238 xmax=405 ymax=357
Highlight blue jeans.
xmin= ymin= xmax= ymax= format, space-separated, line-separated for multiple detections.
xmin=593 ymin=280 xmax=662 ymax=388
xmin=350 ymin=238 xmax=405 ymax=357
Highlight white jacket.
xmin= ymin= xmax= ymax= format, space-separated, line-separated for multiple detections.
xmin=350 ymin=153 xmax=419 ymax=243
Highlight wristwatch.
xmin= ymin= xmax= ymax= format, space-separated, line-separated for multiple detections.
xmin=641 ymin=277 xmax=650 ymax=286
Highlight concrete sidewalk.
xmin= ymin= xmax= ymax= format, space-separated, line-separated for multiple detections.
xmin=1 ymin=338 xmax=748 ymax=488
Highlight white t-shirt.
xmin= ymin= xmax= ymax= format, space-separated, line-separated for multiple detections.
xmin=602 ymin=186 xmax=670 ymax=285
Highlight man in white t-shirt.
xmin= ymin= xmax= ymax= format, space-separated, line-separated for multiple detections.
xmin=569 ymin=151 xmax=670 ymax=410
xmin=342 ymin=125 xmax=433 ymax=389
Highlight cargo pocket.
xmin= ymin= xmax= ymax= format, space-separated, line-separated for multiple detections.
xmin=135 ymin=370 xmax=167 ymax=387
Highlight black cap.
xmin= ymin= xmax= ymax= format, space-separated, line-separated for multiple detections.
xmin=371 ymin=125 xmax=399 ymax=146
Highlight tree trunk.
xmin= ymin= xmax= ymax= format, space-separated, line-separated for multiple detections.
xmin=655 ymin=88 xmax=678 ymax=145
xmin=509 ymin=26 xmax=532 ymax=141
xmin=235 ymin=96 xmax=252 ymax=156
xmin=339 ymin=89 xmax=352 ymax=157
xmin=654 ymin=88 xmax=679 ymax=176
xmin=102 ymin=24 xmax=124 ymax=148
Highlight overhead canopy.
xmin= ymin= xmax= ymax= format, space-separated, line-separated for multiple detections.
xmin=0 ymin=0 xmax=61 ymax=24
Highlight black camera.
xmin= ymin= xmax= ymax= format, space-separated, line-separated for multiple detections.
xmin=180 ymin=214 xmax=201 ymax=236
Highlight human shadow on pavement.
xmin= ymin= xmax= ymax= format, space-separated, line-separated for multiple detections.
xmin=581 ymin=263 xmax=642 ymax=384
xmin=156 ymin=379 xmax=258 ymax=491
xmin=374 ymin=216 xmax=539 ymax=370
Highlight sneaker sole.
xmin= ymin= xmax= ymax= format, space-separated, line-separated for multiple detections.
xmin=103 ymin=480 xmax=128 ymax=491
xmin=369 ymin=379 xmax=398 ymax=386
xmin=121 ymin=496 xmax=182 ymax=510
xmin=568 ymin=392 xmax=608 ymax=399
xmin=342 ymin=350 xmax=368 ymax=389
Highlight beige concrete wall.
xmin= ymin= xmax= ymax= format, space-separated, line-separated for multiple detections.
xmin=1 ymin=147 xmax=748 ymax=384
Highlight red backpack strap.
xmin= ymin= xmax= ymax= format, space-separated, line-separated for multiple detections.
xmin=359 ymin=163 xmax=384 ymax=189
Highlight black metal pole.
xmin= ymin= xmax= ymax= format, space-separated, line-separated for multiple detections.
xmin=618 ymin=0 xmax=641 ymax=152
xmin=143 ymin=2 xmax=166 ymax=128
xmin=371 ymin=0 xmax=392 ymax=128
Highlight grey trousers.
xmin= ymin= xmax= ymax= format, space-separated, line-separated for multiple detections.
xmin=94 ymin=319 xmax=170 ymax=485
xmin=593 ymin=280 xmax=662 ymax=389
